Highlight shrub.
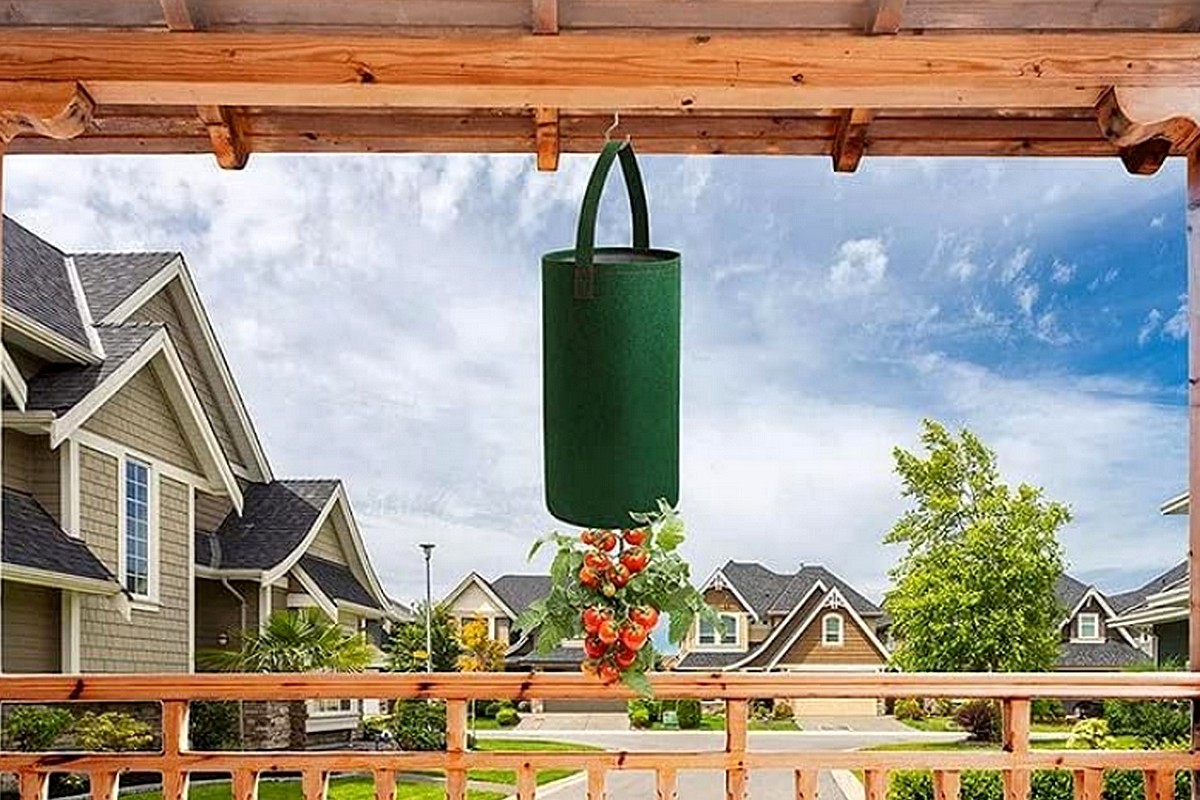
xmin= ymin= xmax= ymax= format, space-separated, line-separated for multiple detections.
xmin=676 ymin=699 xmax=702 ymax=730
xmin=1068 ymin=718 xmax=1109 ymax=750
xmin=495 ymin=707 xmax=520 ymax=727
xmin=1103 ymin=699 xmax=1188 ymax=747
xmin=629 ymin=707 xmax=652 ymax=729
xmin=772 ymin=701 xmax=795 ymax=721
xmin=2 ymin=706 xmax=74 ymax=751
xmin=895 ymin=698 xmax=926 ymax=722
xmin=954 ymin=699 xmax=999 ymax=742
xmin=749 ymin=699 xmax=773 ymax=721
xmin=389 ymin=700 xmax=446 ymax=751
xmin=74 ymin=712 xmax=155 ymax=751
xmin=889 ymin=768 xmax=1191 ymax=800
xmin=930 ymin=698 xmax=955 ymax=717
xmin=1032 ymin=698 xmax=1065 ymax=724
xmin=189 ymin=701 xmax=240 ymax=751
xmin=628 ymin=698 xmax=660 ymax=725
xmin=482 ymin=701 xmax=505 ymax=719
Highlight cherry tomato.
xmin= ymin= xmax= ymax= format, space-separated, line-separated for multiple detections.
xmin=602 ymin=582 xmax=617 ymax=597
xmin=613 ymin=644 xmax=638 ymax=670
xmin=630 ymin=606 xmax=660 ymax=631
xmin=581 ymin=659 xmax=599 ymax=677
xmin=596 ymin=531 xmax=617 ymax=552
xmin=582 ymin=606 xmax=607 ymax=633
xmin=620 ymin=621 xmax=648 ymax=652
xmin=581 ymin=529 xmax=596 ymax=546
xmin=597 ymin=662 xmax=621 ymax=684
xmin=620 ymin=547 xmax=649 ymax=574
xmin=579 ymin=566 xmax=601 ymax=589
xmin=584 ymin=552 xmax=611 ymax=571
xmin=623 ymin=528 xmax=648 ymax=547
xmin=597 ymin=619 xmax=619 ymax=645
xmin=610 ymin=564 xmax=632 ymax=588
xmin=584 ymin=635 xmax=609 ymax=660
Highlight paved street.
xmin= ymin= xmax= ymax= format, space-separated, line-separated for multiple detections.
xmin=478 ymin=726 xmax=964 ymax=800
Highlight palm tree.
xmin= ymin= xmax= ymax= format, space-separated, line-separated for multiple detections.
xmin=201 ymin=608 xmax=375 ymax=748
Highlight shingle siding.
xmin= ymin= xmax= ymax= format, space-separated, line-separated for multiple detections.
xmin=3 ymin=431 xmax=61 ymax=521
xmin=3 ymin=430 xmax=34 ymax=492
xmin=84 ymin=367 xmax=200 ymax=473
xmin=777 ymin=609 xmax=885 ymax=666
xmin=1 ymin=580 xmax=62 ymax=673
xmin=78 ymin=447 xmax=191 ymax=672
xmin=128 ymin=287 xmax=245 ymax=471
xmin=195 ymin=490 xmax=232 ymax=535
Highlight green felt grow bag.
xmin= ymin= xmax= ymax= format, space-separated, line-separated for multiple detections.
xmin=542 ymin=141 xmax=681 ymax=528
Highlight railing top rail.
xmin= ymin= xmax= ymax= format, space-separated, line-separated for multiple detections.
xmin=0 ymin=671 xmax=1196 ymax=702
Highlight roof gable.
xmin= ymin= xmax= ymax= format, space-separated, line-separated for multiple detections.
xmin=715 ymin=560 xmax=882 ymax=619
xmin=74 ymin=251 xmax=179 ymax=321
xmin=490 ymin=575 xmax=552 ymax=616
xmin=203 ymin=479 xmax=338 ymax=571
xmin=2 ymin=217 xmax=92 ymax=354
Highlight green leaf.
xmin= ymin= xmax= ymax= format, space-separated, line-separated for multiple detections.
xmin=621 ymin=668 xmax=654 ymax=698
xmin=668 ymin=608 xmax=695 ymax=645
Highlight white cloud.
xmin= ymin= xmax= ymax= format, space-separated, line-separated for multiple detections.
xmin=1050 ymin=259 xmax=1077 ymax=285
xmin=1015 ymin=283 xmax=1039 ymax=317
xmin=828 ymin=237 xmax=888 ymax=294
xmin=1001 ymin=246 xmax=1032 ymax=284
xmin=1163 ymin=296 xmax=1188 ymax=340
xmin=1138 ymin=309 xmax=1163 ymax=346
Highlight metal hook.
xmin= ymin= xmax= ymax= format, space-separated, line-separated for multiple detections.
xmin=603 ymin=112 xmax=631 ymax=146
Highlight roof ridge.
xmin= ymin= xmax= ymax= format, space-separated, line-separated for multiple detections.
xmin=73 ymin=249 xmax=179 ymax=258
xmin=94 ymin=320 xmax=165 ymax=328
xmin=3 ymin=215 xmax=67 ymax=256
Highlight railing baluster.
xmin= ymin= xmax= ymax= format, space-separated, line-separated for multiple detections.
xmin=372 ymin=768 xmax=395 ymax=800
xmin=161 ymin=770 xmax=189 ymax=800
xmin=89 ymin=771 xmax=119 ymax=800
xmin=302 ymin=770 xmax=328 ymax=800
xmin=231 ymin=769 xmax=259 ymax=800
xmin=864 ymin=769 xmax=888 ymax=800
xmin=726 ymin=698 xmax=748 ymax=800
xmin=587 ymin=765 xmax=607 ymax=800
xmin=18 ymin=771 xmax=48 ymax=800
xmin=657 ymin=767 xmax=678 ymax=800
xmin=1074 ymin=769 xmax=1102 ymax=800
xmin=934 ymin=770 xmax=960 ymax=800
xmin=445 ymin=698 xmax=469 ymax=800
xmin=1002 ymin=698 xmax=1031 ymax=800
xmin=516 ymin=763 xmax=537 ymax=800
xmin=161 ymin=699 xmax=190 ymax=800
xmin=795 ymin=769 xmax=818 ymax=800
xmin=1145 ymin=770 xmax=1175 ymax=800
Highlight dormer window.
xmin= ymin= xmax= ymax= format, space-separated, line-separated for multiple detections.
xmin=822 ymin=613 xmax=844 ymax=646
xmin=1076 ymin=612 xmax=1101 ymax=642
xmin=698 ymin=613 xmax=740 ymax=647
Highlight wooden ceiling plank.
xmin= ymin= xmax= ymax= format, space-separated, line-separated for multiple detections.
xmin=534 ymin=106 xmax=560 ymax=170
xmin=0 ymin=31 xmax=1196 ymax=112
xmin=197 ymin=103 xmax=248 ymax=168
xmin=0 ymin=81 xmax=94 ymax=143
xmin=867 ymin=0 xmax=907 ymax=34
xmin=532 ymin=0 xmax=559 ymax=34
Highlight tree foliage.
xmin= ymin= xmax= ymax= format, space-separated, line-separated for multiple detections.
xmin=387 ymin=603 xmax=463 ymax=672
xmin=199 ymin=608 xmax=374 ymax=673
xmin=456 ymin=617 xmax=507 ymax=673
xmin=883 ymin=419 xmax=1069 ymax=672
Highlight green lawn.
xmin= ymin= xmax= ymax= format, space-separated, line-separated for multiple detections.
xmin=469 ymin=737 xmax=602 ymax=785
xmin=900 ymin=717 xmax=1073 ymax=734
xmin=122 ymin=776 xmax=505 ymax=800
xmin=646 ymin=713 xmax=801 ymax=731
xmin=863 ymin=735 xmax=1142 ymax=753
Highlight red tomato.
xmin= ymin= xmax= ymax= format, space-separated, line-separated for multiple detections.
xmin=610 ymin=564 xmax=632 ymax=588
xmin=582 ymin=606 xmax=607 ymax=633
xmin=581 ymin=529 xmax=596 ymax=546
xmin=596 ymin=531 xmax=617 ymax=552
xmin=620 ymin=547 xmax=649 ymax=573
xmin=613 ymin=644 xmax=638 ymax=670
xmin=630 ymin=606 xmax=660 ymax=630
xmin=597 ymin=662 xmax=621 ymax=684
xmin=597 ymin=619 xmax=619 ymax=645
xmin=623 ymin=528 xmax=648 ymax=547
xmin=584 ymin=552 xmax=611 ymax=571
xmin=579 ymin=566 xmax=601 ymax=589
xmin=584 ymin=635 xmax=609 ymax=660
xmin=620 ymin=622 xmax=648 ymax=652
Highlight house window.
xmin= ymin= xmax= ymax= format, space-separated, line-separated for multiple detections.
xmin=123 ymin=458 xmax=152 ymax=597
xmin=1076 ymin=612 xmax=1101 ymax=641
xmin=822 ymin=613 xmax=844 ymax=646
xmin=698 ymin=613 xmax=739 ymax=646
xmin=311 ymin=698 xmax=356 ymax=715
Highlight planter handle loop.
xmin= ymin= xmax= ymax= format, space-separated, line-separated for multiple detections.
xmin=573 ymin=141 xmax=650 ymax=298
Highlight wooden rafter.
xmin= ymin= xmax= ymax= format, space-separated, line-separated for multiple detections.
xmin=531 ymin=0 xmax=559 ymax=34
xmin=1096 ymin=86 xmax=1199 ymax=174
xmin=158 ymin=0 xmax=204 ymax=31
xmin=534 ymin=107 xmax=560 ymax=171
xmin=197 ymin=104 xmax=248 ymax=169
xmin=0 ymin=31 xmax=1197 ymax=112
xmin=0 ymin=81 xmax=93 ymax=143
xmin=867 ymin=0 xmax=907 ymax=34
xmin=832 ymin=108 xmax=875 ymax=171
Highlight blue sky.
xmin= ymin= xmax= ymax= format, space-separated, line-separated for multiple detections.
xmin=5 ymin=153 xmax=1190 ymax=603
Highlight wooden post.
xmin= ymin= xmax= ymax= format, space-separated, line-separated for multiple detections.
xmin=516 ymin=764 xmax=537 ymax=800
xmin=795 ymin=769 xmax=818 ymax=800
xmin=231 ymin=770 xmax=258 ymax=800
xmin=89 ymin=772 xmax=119 ymax=800
xmin=18 ymin=772 xmax=47 ymax=800
xmin=372 ymin=769 xmax=395 ymax=800
xmin=301 ymin=771 xmax=327 ymax=800
xmin=1002 ymin=699 xmax=1031 ymax=800
xmin=1146 ymin=770 xmax=1175 ymax=800
xmin=161 ymin=701 xmax=190 ymax=800
xmin=535 ymin=107 xmax=560 ymax=171
xmin=1073 ymin=769 xmax=1102 ymax=800
xmin=1189 ymin=145 xmax=1200 ymax=800
xmin=587 ymin=766 xmax=607 ymax=800
xmin=657 ymin=768 xmax=678 ymax=800
xmin=933 ymin=771 xmax=960 ymax=800
xmin=864 ymin=770 xmax=887 ymax=800
xmin=446 ymin=699 xmax=469 ymax=800
xmin=726 ymin=699 xmax=749 ymax=800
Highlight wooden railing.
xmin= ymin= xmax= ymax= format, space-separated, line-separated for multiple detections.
xmin=1 ymin=672 xmax=1198 ymax=800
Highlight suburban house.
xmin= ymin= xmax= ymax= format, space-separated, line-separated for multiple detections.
xmin=676 ymin=560 xmax=889 ymax=715
xmin=1054 ymin=573 xmax=1150 ymax=673
xmin=1110 ymin=561 xmax=1189 ymax=665
xmin=0 ymin=216 xmax=397 ymax=741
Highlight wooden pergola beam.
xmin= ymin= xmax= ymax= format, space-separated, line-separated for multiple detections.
xmin=534 ymin=107 xmax=559 ymax=171
xmin=197 ymin=104 xmax=247 ymax=169
xmin=1096 ymin=86 xmax=1199 ymax=174
xmin=832 ymin=108 xmax=874 ymax=172
xmin=0 ymin=31 xmax=1196 ymax=112
xmin=0 ymin=82 xmax=94 ymax=143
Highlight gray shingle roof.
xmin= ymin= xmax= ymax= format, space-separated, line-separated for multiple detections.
xmin=1057 ymin=640 xmax=1151 ymax=670
xmin=21 ymin=324 xmax=162 ymax=413
xmin=300 ymin=554 xmax=379 ymax=609
xmin=2 ymin=217 xmax=91 ymax=350
xmin=1056 ymin=574 xmax=1092 ymax=613
xmin=675 ymin=650 xmax=747 ymax=670
xmin=74 ymin=251 xmax=178 ymax=321
xmin=1110 ymin=562 xmax=1187 ymax=613
xmin=720 ymin=561 xmax=882 ymax=618
xmin=2 ymin=489 xmax=116 ymax=585
xmin=491 ymin=575 xmax=552 ymax=616
xmin=200 ymin=480 xmax=340 ymax=570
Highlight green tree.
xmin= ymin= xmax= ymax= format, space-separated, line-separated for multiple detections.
xmin=884 ymin=419 xmax=1069 ymax=673
xmin=386 ymin=603 xmax=463 ymax=672
xmin=199 ymin=608 xmax=374 ymax=748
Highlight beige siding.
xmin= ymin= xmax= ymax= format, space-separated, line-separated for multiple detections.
xmin=195 ymin=490 xmax=232 ymax=534
xmin=128 ymin=286 xmax=246 ymax=471
xmin=704 ymin=587 xmax=751 ymax=615
xmin=194 ymin=578 xmax=258 ymax=662
xmin=776 ymin=609 xmax=885 ymax=666
xmin=77 ymin=447 xmax=191 ymax=673
xmin=1 ymin=581 xmax=62 ymax=673
xmin=3 ymin=430 xmax=34 ymax=492
xmin=3 ymin=431 xmax=61 ymax=522
xmin=272 ymin=586 xmax=289 ymax=617
xmin=31 ymin=441 xmax=61 ymax=524
xmin=85 ymin=367 xmax=201 ymax=473
xmin=306 ymin=515 xmax=346 ymax=564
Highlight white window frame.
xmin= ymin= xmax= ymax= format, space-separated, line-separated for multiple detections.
xmin=117 ymin=454 xmax=160 ymax=609
xmin=1075 ymin=612 xmax=1102 ymax=642
xmin=697 ymin=612 xmax=741 ymax=649
xmin=821 ymin=613 xmax=845 ymax=646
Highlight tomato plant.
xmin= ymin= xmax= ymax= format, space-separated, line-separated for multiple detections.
xmin=515 ymin=501 xmax=718 ymax=695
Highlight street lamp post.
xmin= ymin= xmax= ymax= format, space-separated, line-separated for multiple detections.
xmin=419 ymin=543 xmax=435 ymax=673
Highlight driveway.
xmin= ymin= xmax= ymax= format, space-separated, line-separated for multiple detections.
xmin=478 ymin=728 xmax=964 ymax=800
xmin=515 ymin=713 xmax=914 ymax=733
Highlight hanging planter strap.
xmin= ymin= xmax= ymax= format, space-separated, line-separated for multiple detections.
xmin=573 ymin=140 xmax=651 ymax=299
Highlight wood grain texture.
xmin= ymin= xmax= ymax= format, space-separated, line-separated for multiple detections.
xmin=535 ymin=106 xmax=559 ymax=170
xmin=934 ymin=770 xmax=960 ymax=800
xmin=1073 ymin=769 xmax=1102 ymax=800
xmin=864 ymin=770 xmax=888 ymax=800
xmin=1145 ymin=769 xmax=1175 ymax=800
xmin=18 ymin=771 xmax=48 ymax=800
xmin=657 ymin=768 xmax=678 ymax=800
xmin=372 ymin=770 xmax=394 ymax=800
xmin=867 ymin=0 xmax=907 ymax=32
xmin=89 ymin=772 xmax=119 ymax=800
xmin=197 ymin=104 xmax=248 ymax=168
xmin=832 ymin=107 xmax=874 ymax=171
xmin=0 ymin=81 xmax=94 ymax=142
xmin=795 ymin=770 xmax=818 ymax=800
xmin=532 ymin=0 xmax=559 ymax=33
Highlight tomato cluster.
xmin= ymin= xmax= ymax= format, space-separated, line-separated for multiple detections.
xmin=576 ymin=528 xmax=660 ymax=683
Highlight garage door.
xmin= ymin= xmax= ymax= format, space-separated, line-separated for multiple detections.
xmin=542 ymin=698 xmax=630 ymax=713
xmin=791 ymin=698 xmax=880 ymax=717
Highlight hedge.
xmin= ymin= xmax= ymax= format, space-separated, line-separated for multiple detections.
xmin=889 ymin=768 xmax=1190 ymax=800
